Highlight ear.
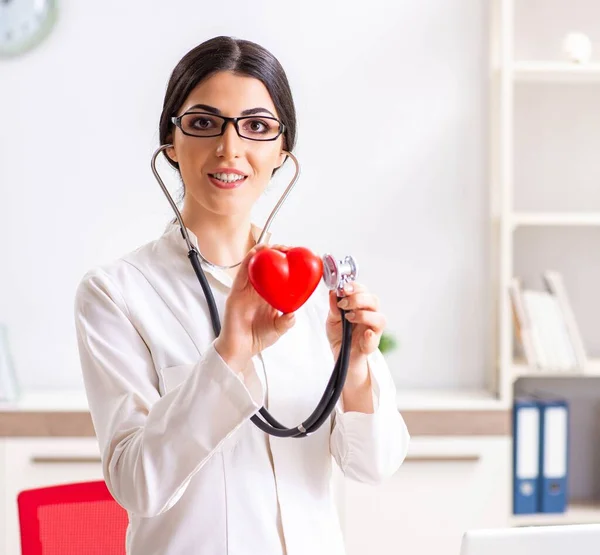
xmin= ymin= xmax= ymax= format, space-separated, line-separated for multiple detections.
xmin=166 ymin=144 xmax=178 ymax=163
xmin=276 ymin=150 xmax=287 ymax=169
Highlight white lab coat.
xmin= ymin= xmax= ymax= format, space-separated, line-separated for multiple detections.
xmin=74 ymin=221 xmax=409 ymax=555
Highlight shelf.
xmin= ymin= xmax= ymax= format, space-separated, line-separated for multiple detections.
xmin=395 ymin=388 xmax=506 ymax=411
xmin=1 ymin=388 xmax=509 ymax=413
xmin=511 ymin=212 xmax=600 ymax=228
xmin=510 ymin=501 xmax=600 ymax=527
xmin=0 ymin=390 xmax=89 ymax=412
xmin=512 ymin=358 xmax=600 ymax=380
xmin=512 ymin=61 xmax=600 ymax=83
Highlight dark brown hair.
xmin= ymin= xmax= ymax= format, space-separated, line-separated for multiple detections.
xmin=159 ymin=36 xmax=297 ymax=172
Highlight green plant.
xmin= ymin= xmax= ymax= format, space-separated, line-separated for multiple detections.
xmin=378 ymin=331 xmax=398 ymax=354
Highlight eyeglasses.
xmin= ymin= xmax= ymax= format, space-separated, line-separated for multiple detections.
xmin=171 ymin=112 xmax=285 ymax=141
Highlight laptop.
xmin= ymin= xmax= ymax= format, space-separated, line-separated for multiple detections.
xmin=460 ymin=524 xmax=600 ymax=555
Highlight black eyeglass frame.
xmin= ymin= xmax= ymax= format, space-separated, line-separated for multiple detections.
xmin=171 ymin=111 xmax=286 ymax=142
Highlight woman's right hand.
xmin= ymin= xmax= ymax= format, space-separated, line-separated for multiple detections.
xmin=214 ymin=244 xmax=296 ymax=373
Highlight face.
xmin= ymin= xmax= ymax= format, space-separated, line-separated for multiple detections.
xmin=167 ymin=71 xmax=286 ymax=219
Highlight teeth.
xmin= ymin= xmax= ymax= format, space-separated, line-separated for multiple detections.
xmin=213 ymin=172 xmax=246 ymax=183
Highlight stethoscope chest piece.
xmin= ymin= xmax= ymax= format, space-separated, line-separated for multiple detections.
xmin=322 ymin=254 xmax=359 ymax=295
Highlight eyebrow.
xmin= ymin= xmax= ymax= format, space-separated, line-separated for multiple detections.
xmin=186 ymin=103 xmax=276 ymax=118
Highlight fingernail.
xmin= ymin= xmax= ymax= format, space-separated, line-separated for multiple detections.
xmin=344 ymin=283 xmax=354 ymax=293
xmin=338 ymin=299 xmax=349 ymax=309
xmin=346 ymin=311 xmax=355 ymax=320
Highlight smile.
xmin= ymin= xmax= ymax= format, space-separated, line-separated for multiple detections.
xmin=208 ymin=172 xmax=248 ymax=189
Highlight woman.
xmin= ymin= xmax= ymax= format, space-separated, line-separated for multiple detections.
xmin=75 ymin=36 xmax=409 ymax=555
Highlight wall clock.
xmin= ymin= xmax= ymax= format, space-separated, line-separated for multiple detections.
xmin=0 ymin=0 xmax=57 ymax=57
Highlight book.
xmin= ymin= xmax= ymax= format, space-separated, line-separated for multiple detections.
xmin=510 ymin=274 xmax=583 ymax=373
xmin=509 ymin=278 xmax=540 ymax=370
xmin=542 ymin=271 xmax=587 ymax=372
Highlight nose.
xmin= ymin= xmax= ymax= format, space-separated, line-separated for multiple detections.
xmin=215 ymin=120 xmax=243 ymax=158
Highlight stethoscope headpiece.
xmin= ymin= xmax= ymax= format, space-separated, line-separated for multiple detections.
xmin=322 ymin=254 xmax=359 ymax=296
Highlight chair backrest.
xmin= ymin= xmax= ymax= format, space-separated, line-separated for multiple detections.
xmin=17 ymin=480 xmax=128 ymax=555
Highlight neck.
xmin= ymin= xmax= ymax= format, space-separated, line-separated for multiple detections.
xmin=181 ymin=203 xmax=255 ymax=269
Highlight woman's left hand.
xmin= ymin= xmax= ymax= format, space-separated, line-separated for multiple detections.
xmin=326 ymin=282 xmax=386 ymax=363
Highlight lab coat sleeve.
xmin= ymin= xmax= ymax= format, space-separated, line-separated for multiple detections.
xmin=329 ymin=349 xmax=410 ymax=484
xmin=74 ymin=267 xmax=265 ymax=518
xmin=310 ymin=281 xmax=409 ymax=484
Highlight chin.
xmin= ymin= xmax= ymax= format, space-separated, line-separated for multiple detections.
xmin=204 ymin=199 xmax=253 ymax=218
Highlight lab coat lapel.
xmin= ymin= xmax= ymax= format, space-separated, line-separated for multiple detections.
xmin=140 ymin=222 xmax=270 ymax=357
xmin=127 ymin=227 xmax=229 ymax=356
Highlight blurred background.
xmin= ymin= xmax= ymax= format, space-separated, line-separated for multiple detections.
xmin=0 ymin=0 xmax=489 ymax=392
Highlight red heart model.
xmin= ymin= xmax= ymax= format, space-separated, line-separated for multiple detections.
xmin=248 ymin=247 xmax=323 ymax=313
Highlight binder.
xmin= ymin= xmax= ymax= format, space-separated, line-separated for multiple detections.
xmin=513 ymin=398 xmax=541 ymax=514
xmin=539 ymin=399 xmax=569 ymax=513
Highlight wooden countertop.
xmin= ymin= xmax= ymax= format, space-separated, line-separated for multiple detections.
xmin=0 ymin=390 xmax=512 ymax=438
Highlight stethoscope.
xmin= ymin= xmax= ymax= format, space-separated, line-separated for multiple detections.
xmin=151 ymin=145 xmax=358 ymax=438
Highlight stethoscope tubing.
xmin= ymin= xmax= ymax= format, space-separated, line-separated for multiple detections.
xmin=189 ymin=247 xmax=353 ymax=438
xmin=153 ymin=144 xmax=353 ymax=438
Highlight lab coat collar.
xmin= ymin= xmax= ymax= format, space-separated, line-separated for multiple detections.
xmin=161 ymin=219 xmax=271 ymax=289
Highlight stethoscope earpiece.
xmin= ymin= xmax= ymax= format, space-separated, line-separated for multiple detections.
xmin=322 ymin=254 xmax=359 ymax=295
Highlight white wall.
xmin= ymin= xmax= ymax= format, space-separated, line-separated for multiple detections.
xmin=514 ymin=0 xmax=600 ymax=60
xmin=0 ymin=0 xmax=489 ymax=391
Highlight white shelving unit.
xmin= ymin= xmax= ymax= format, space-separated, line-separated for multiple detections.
xmin=512 ymin=358 xmax=600 ymax=380
xmin=512 ymin=212 xmax=600 ymax=228
xmin=510 ymin=500 xmax=600 ymax=527
xmin=512 ymin=61 xmax=600 ymax=83
xmin=491 ymin=0 xmax=600 ymax=401
xmin=491 ymin=0 xmax=600 ymax=528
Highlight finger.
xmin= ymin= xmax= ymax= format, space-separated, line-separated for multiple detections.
xmin=243 ymin=242 xmax=271 ymax=265
xmin=274 ymin=311 xmax=296 ymax=336
xmin=340 ymin=281 xmax=367 ymax=297
xmin=345 ymin=310 xmax=387 ymax=334
xmin=360 ymin=329 xmax=381 ymax=354
xmin=328 ymin=290 xmax=342 ymax=322
xmin=270 ymin=243 xmax=292 ymax=252
xmin=337 ymin=293 xmax=380 ymax=312
xmin=233 ymin=243 xmax=272 ymax=285
xmin=236 ymin=244 xmax=291 ymax=290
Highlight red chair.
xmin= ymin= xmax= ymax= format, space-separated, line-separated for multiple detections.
xmin=17 ymin=480 xmax=128 ymax=555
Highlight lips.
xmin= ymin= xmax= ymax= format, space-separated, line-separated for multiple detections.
xmin=208 ymin=173 xmax=248 ymax=190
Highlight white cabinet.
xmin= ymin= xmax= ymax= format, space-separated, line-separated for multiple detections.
xmin=2 ymin=437 xmax=103 ymax=555
xmin=341 ymin=437 xmax=511 ymax=555
xmin=0 ymin=435 xmax=511 ymax=555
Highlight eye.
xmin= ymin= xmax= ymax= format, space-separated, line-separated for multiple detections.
xmin=241 ymin=118 xmax=280 ymax=138
xmin=179 ymin=113 xmax=221 ymax=135
xmin=247 ymin=119 xmax=268 ymax=132
xmin=190 ymin=116 xmax=216 ymax=130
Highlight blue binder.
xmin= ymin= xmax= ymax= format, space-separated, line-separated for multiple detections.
xmin=538 ymin=399 xmax=569 ymax=513
xmin=513 ymin=398 xmax=541 ymax=514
